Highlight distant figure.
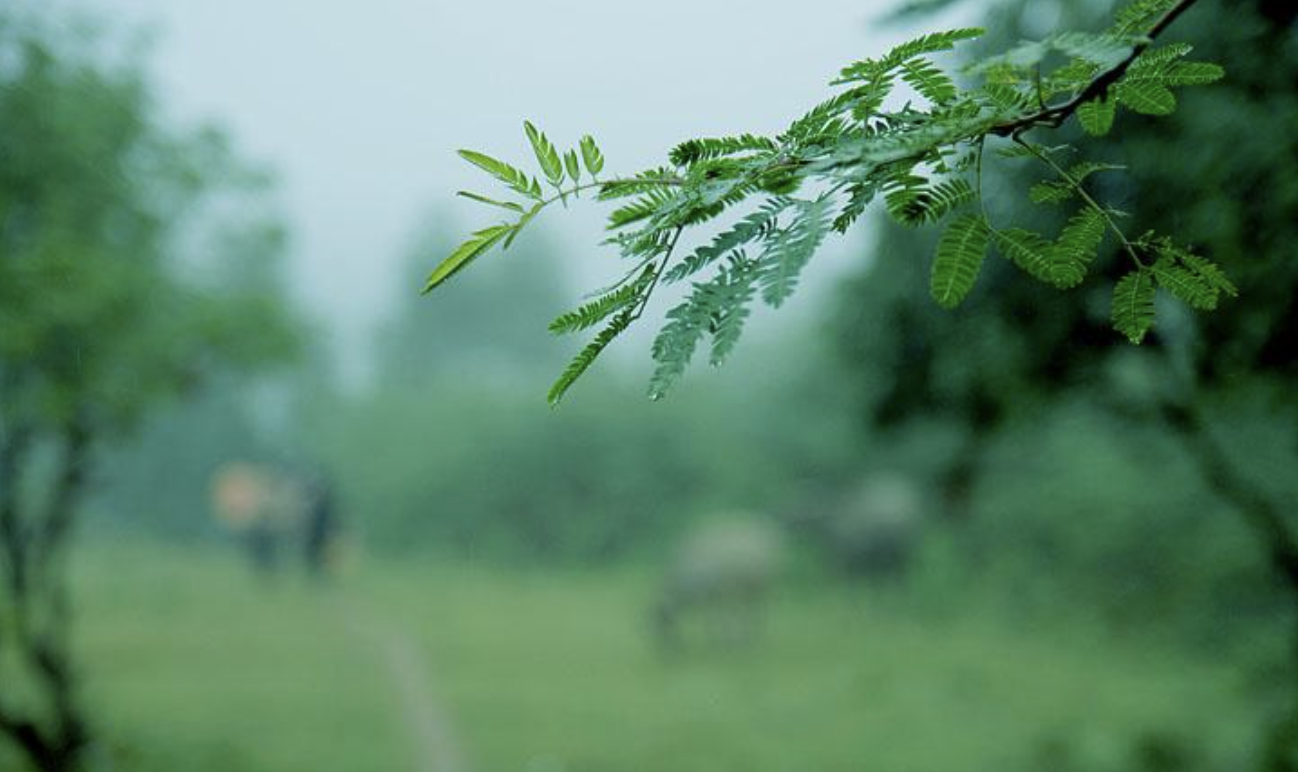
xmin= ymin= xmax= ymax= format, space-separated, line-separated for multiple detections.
xmin=301 ymin=472 xmax=341 ymax=581
xmin=210 ymin=461 xmax=308 ymax=578
xmin=826 ymin=472 xmax=926 ymax=580
xmin=212 ymin=461 xmax=278 ymax=575
xmin=651 ymin=517 xmax=786 ymax=655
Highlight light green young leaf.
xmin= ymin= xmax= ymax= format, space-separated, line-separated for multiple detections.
xmin=524 ymin=120 xmax=565 ymax=185
xmin=423 ymin=224 xmax=513 ymax=292
xmin=564 ymin=150 xmax=581 ymax=184
xmin=579 ymin=135 xmax=605 ymax=176
xmin=458 ymin=150 xmax=543 ymax=199
xmin=457 ymin=191 xmax=525 ymax=212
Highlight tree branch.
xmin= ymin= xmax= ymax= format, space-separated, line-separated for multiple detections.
xmin=991 ymin=0 xmax=1204 ymax=137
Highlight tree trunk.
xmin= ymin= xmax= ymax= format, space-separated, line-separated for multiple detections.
xmin=0 ymin=418 xmax=92 ymax=772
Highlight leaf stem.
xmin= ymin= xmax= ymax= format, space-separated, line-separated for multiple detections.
xmin=1015 ymin=136 xmax=1146 ymax=270
xmin=991 ymin=0 xmax=1203 ymax=137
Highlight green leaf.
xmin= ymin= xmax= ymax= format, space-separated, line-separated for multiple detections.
xmin=423 ymin=224 xmax=513 ymax=292
xmin=1111 ymin=269 xmax=1157 ymax=343
xmin=899 ymin=57 xmax=957 ymax=104
xmin=1163 ymin=61 xmax=1225 ymax=86
xmin=836 ymin=27 xmax=982 ymax=84
xmin=1178 ymin=252 xmax=1237 ymax=298
xmin=1078 ymin=93 xmax=1117 ymax=135
xmin=1129 ymin=42 xmax=1193 ymax=71
xmin=548 ymin=266 xmax=654 ymax=334
xmin=929 ymin=214 xmax=991 ymax=308
xmin=885 ymin=174 xmax=975 ymax=226
xmin=608 ymin=188 xmax=676 ymax=229
xmin=666 ymin=199 xmax=788 ymax=282
xmin=1115 ymin=80 xmax=1177 ymax=115
xmin=649 ymin=289 xmax=714 ymax=399
xmin=757 ymin=196 xmax=833 ymax=307
xmin=995 ymin=228 xmax=1054 ymax=283
xmin=548 ymin=308 xmax=635 ymax=405
xmin=707 ymin=260 xmax=760 ymax=367
xmin=1152 ymin=255 xmax=1218 ymax=310
xmin=456 ymin=191 xmax=525 ymax=212
xmin=579 ymin=135 xmax=605 ymax=176
xmin=1048 ymin=208 xmax=1106 ymax=288
xmin=1030 ymin=181 xmax=1075 ymax=205
xmin=458 ymin=150 xmax=543 ymax=199
xmin=564 ymin=150 xmax=581 ymax=184
xmin=597 ymin=169 xmax=677 ymax=201
xmin=1068 ymin=161 xmax=1126 ymax=182
xmin=524 ymin=120 xmax=565 ymax=185
xmin=1052 ymin=31 xmax=1136 ymax=70
xmin=883 ymin=27 xmax=984 ymax=63
xmin=669 ymin=134 xmax=778 ymax=166
xmin=1113 ymin=0 xmax=1180 ymax=36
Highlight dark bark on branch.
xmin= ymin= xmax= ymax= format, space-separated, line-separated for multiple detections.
xmin=991 ymin=0 xmax=1204 ymax=137
xmin=0 ymin=418 xmax=93 ymax=772
xmin=0 ymin=423 xmax=33 ymax=604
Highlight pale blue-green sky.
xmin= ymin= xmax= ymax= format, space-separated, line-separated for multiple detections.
xmin=58 ymin=0 xmax=977 ymax=379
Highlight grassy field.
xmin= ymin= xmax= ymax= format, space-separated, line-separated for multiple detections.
xmin=17 ymin=541 xmax=1265 ymax=772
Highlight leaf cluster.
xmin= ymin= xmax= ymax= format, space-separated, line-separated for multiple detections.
xmin=427 ymin=0 xmax=1226 ymax=402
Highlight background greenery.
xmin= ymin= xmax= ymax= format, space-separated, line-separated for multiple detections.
xmin=2 ymin=0 xmax=1295 ymax=770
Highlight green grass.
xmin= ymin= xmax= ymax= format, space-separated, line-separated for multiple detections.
xmin=1 ymin=542 xmax=1262 ymax=771
xmin=366 ymin=563 xmax=1261 ymax=772
xmin=70 ymin=545 xmax=409 ymax=772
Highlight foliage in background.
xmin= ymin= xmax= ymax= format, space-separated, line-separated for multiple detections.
xmin=0 ymin=9 xmax=301 ymax=770
xmin=825 ymin=0 xmax=1298 ymax=768
xmin=303 ymin=226 xmax=858 ymax=559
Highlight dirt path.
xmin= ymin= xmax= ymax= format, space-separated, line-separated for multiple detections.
xmin=340 ymin=599 xmax=468 ymax=772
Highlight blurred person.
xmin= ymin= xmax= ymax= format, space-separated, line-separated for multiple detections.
xmin=300 ymin=469 xmax=344 ymax=582
xmin=210 ymin=461 xmax=306 ymax=578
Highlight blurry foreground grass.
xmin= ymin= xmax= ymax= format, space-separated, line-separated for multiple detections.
xmin=44 ymin=542 xmax=1266 ymax=772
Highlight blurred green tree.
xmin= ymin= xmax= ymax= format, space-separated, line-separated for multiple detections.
xmin=828 ymin=0 xmax=1297 ymax=768
xmin=315 ymin=221 xmax=851 ymax=560
xmin=0 ymin=12 xmax=300 ymax=771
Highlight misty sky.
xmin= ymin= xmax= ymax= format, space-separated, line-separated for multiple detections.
xmin=63 ymin=0 xmax=976 ymax=379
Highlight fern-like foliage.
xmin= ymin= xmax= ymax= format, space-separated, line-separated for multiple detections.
xmin=548 ymin=266 xmax=655 ymax=334
xmin=1112 ymin=269 xmax=1157 ymax=344
xmin=930 ymin=214 xmax=991 ymax=309
xmin=426 ymin=0 xmax=1227 ymax=402
xmin=547 ymin=307 xmax=636 ymax=405
xmin=1049 ymin=208 xmax=1106 ymax=289
xmin=670 ymin=135 xmax=779 ymax=166
xmin=757 ymin=196 xmax=833 ymax=308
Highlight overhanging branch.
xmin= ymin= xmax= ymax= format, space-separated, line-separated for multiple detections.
xmin=991 ymin=0 xmax=1204 ymax=136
